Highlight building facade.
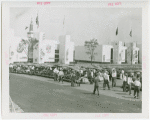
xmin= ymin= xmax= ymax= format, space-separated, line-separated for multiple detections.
xmin=75 ymin=44 xmax=113 ymax=63
xmin=59 ymin=35 xmax=74 ymax=64
xmin=9 ymin=29 xmax=28 ymax=63
xmin=33 ymin=39 xmax=59 ymax=64
xmin=75 ymin=41 xmax=141 ymax=64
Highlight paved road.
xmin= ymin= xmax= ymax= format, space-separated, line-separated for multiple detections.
xmin=9 ymin=73 xmax=142 ymax=113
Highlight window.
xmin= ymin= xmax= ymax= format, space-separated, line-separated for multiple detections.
xmin=55 ymin=55 xmax=59 ymax=58
xmin=55 ymin=50 xmax=59 ymax=54
xmin=55 ymin=59 xmax=59 ymax=62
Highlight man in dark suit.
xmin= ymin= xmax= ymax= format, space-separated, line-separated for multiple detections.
xmin=93 ymin=73 xmax=100 ymax=96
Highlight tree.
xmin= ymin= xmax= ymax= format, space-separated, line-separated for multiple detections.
xmin=84 ymin=38 xmax=99 ymax=65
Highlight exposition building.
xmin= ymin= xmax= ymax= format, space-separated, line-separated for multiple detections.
xmin=75 ymin=41 xmax=141 ymax=65
xmin=9 ymin=19 xmax=75 ymax=65
xmin=9 ymin=18 xmax=141 ymax=65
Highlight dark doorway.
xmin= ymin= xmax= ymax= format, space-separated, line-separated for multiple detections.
xmin=125 ymin=49 xmax=127 ymax=63
xmin=111 ymin=48 xmax=113 ymax=63
xmin=138 ymin=50 xmax=140 ymax=63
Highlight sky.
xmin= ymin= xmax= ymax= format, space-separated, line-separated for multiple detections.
xmin=10 ymin=7 xmax=142 ymax=46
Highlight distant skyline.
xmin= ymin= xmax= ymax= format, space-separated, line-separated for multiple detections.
xmin=10 ymin=7 xmax=142 ymax=46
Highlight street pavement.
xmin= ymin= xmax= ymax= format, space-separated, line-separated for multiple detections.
xmin=9 ymin=73 xmax=142 ymax=113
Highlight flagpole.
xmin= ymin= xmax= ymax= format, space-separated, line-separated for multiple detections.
xmin=130 ymin=20 xmax=133 ymax=64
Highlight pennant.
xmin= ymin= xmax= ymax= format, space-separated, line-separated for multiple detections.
xmin=63 ymin=15 xmax=65 ymax=28
xmin=25 ymin=26 xmax=28 ymax=30
xmin=129 ymin=29 xmax=132 ymax=37
xmin=116 ymin=27 xmax=118 ymax=36
xmin=36 ymin=14 xmax=39 ymax=28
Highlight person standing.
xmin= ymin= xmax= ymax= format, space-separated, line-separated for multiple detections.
xmin=112 ymin=69 xmax=117 ymax=87
xmin=120 ymin=70 xmax=124 ymax=79
xmin=58 ymin=68 xmax=64 ymax=83
xmin=80 ymin=69 xmax=83 ymax=77
xmin=53 ymin=67 xmax=59 ymax=81
xmin=134 ymin=75 xmax=141 ymax=99
xmin=103 ymin=71 xmax=110 ymax=90
xmin=93 ymin=73 xmax=100 ymax=96
xmin=71 ymin=71 xmax=76 ymax=87
xmin=91 ymin=70 xmax=94 ymax=83
xmin=127 ymin=74 xmax=133 ymax=95
xmin=123 ymin=73 xmax=128 ymax=92
xmin=140 ymin=72 xmax=142 ymax=91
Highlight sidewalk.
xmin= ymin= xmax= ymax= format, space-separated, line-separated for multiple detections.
xmin=11 ymin=73 xmax=142 ymax=102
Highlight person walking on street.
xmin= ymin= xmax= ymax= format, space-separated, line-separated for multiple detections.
xmin=123 ymin=73 xmax=128 ymax=92
xmin=91 ymin=70 xmax=94 ymax=84
xmin=58 ymin=68 xmax=64 ymax=83
xmin=112 ymin=68 xmax=117 ymax=87
xmin=103 ymin=71 xmax=110 ymax=90
xmin=71 ymin=71 xmax=76 ymax=87
xmin=127 ymin=74 xmax=133 ymax=95
xmin=134 ymin=75 xmax=141 ymax=99
xmin=53 ymin=67 xmax=59 ymax=81
xmin=120 ymin=70 xmax=124 ymax=80
xmin=93 ymin=73 xmax=100 ymax=96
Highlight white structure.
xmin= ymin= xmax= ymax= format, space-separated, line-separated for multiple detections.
xmin=111 ymin=41 xmax=127 ymax=64
xmin=9 ymin=28 xmax=28 ymax=63
xmin=102 ymin=45 xmax=113 ymax=62
xmin=33 ymin=39 xmax=59 ymax=64
xmin=132 ymin=42 xmax=139 ymax=64
xmin=75 ymin=44 xmax=113 ymax=63
xmin=59 ymin=35 xmax=74 ymax=64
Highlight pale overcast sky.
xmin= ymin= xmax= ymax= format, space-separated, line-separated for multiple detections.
xmin=10 ymin=7 xmax=142 ymax=46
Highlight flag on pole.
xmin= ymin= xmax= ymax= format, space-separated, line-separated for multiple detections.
xmin=129 ymin=29 xmax=132 ymax=37
xmin=36 ymin=14 xmax=39 ymax=28
xmin=63 ymin=15 xmax=65 ymax=28
xmin=116 ymin=27 xmax=118 ymax=36
xmin=25 ymin=26 xmax=28 ymax=30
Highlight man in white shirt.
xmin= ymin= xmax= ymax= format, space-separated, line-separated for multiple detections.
xmin=103 ymin=71 xmax=110 ymax=90
xmin=127 ymin=74 xmax=133 ymax=95
xmin=112 ymin=69 xmax=117 ymax=88
xmin=58 ymin=69 xmax=64 ymax=83
xmin=80 ymin=70 xmax=83 ymax=76
xmin=123 ymin=73 xmax=128 ymax=92
xmin=134 ymin=75 xmax=141 ymax=99
xmin=53 ymin=67 xmax=59 ymax=81
xmin=120 ymin=70 xmax=124 ymax=79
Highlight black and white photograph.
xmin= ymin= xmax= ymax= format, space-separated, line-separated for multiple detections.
xmin=2 ymin=1 xmax=149 ymax=119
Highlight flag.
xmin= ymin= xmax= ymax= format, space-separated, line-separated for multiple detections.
xmin=25 ymin=26 xmax=28 ymax=30
xmin=36 ymin=14 xmax=39 ymax=28
xmin=129 ymin=29 xmax=132 ymax=37
xmin=116 ymin=27 xmax=118 ymax=36
xmin=63 ymin=15 xmax=65 ymax=28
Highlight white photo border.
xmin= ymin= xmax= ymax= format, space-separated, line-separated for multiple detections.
xmin=1 ymin=0 xmax=149 ymax=119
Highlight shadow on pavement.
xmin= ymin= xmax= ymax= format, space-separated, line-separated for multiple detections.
xmin=123 ymin=96 xmax=135 ymax=99
xmin=116 ymin=93 xmax=128 ymax=95
xmin=83 ymin=93 xmax=93 ymax=95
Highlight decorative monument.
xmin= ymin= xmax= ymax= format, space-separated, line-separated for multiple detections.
xmin=59 ymin=15 xmax=74 ymax=64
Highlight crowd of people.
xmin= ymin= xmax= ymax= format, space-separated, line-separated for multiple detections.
xmin=9 ymin=63 xmax=142 ymax=99
xmin=53 ymin=66 xmax=142 ymax=99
